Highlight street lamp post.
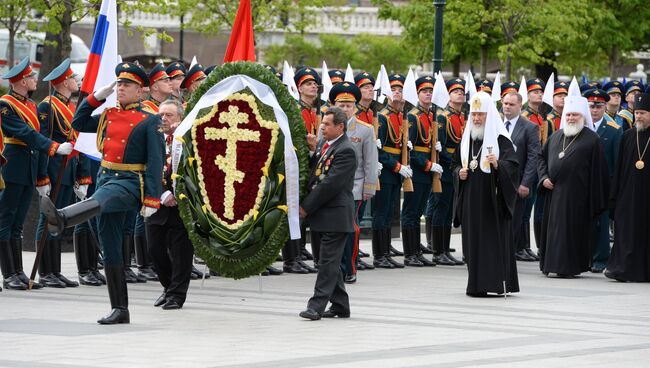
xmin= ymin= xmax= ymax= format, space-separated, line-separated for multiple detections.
xmin=433 ymin=0 xmax=446 ymax=74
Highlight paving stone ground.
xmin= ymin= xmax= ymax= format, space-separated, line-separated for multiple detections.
xmin=0 ymin=233 xmax=648 ymax=368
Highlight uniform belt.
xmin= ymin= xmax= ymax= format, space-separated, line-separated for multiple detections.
xmin=101 ymin=160 xmax=146 ymax=171
xmin=3 ymin=137 xmax=27 ymax=146
xmin=413 ymin=146 xmax=431 ymax=153
xmin=382 ymin=146 xmax=401 ymax=154
xmin=446 ymin=147 xmax=456 ymax=154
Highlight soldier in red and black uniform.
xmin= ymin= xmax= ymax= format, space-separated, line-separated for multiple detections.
xmin=142 ymin=63 xmax=172 ymax=114
xmin=546 ymin=81 xmax=569 ymax=131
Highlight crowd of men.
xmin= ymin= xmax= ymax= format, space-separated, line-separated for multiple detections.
xmin=0 ymin=55 xmax=649 ymax=323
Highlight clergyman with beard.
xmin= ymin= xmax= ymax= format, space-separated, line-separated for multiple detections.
xmin=537 ymin=95 xmax=609 ymax=278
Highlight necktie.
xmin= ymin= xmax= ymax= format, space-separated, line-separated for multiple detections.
xmin=165 ymin=135 xmax=173 ymax=146
xmin=320 ymin=142 xmax=330 ymax=156
xmin=505 ymin=120 xmax=511 ymax=132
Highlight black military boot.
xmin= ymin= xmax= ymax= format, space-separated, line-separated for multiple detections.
xmin=433 ymin=225 xmax=455 ymax=265
xmin=134 ymin=235 xmax=158 ymax=281
xmin=403 ymin=228 xmax=423 ymax=267
xmin=422 ymin=217 xmax=434 ymax=254
xmin=0 ymin=240 xmax=27 ymax=290
xmin=52 ymin=239 xmax=79 ymax=287
xmin=282 ymin=240 xmax=308 ymax=274
xmin=11 ymin=238 xmax=42 ymax=289
xmin=122 ymin=237 xmax=140 ymax=283
xmin=41 ymin=197 xmax=101 ymax=237
xmin=371 ymin=229 xmax=393 ymax=268
xmin=97 ymin=265 xmax=130 ymax=325
xmin=385 ymin=229 xmax=404 ymax=268
xmin=443 ymin=226 xmax=464 ymax=265
xmin=414 ymin=228 xmax=436 ymax=266
xmin=85 ymin=232 xmax=106 ymax=284
xmin=39 ymin=240 xmax=66 ymax=288
xmin=75 ymin=232 xmax=102 ymax=286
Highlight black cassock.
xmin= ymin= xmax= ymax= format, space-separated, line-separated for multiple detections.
xmin=452 ymin=135 xmax=520 ymax=295
xmin=538 ymin=128 xmax=609 ymax=276
xmin=607 ymin=127 xmax=650 ymax=281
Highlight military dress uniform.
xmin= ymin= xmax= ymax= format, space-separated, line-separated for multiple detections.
xmin=42 ymin=62 xmax=163 ymax=324
xmin=401 ymin=76 xmax=440 ymax=268
xmin=35 ymin=59 xmax=92 ymax=288
xmin=616 ymin=80 xmax=644 ymax=130
xmin=166 ymin=61 xmax=187 ymax=104
xmin=546 ymin=81 xmax=569 ymax=131
xmin=427 ymin=78 xmax=466 ymax=266
xmin=584 ymin=88 xmax=623 ymax=272
xmin=603 ymin=81 xmax=624 ymax=119
xmin=181 ymin=63 xmax=207 ymax=100
xmin=0 ymin=57 xmax=68 ymax=290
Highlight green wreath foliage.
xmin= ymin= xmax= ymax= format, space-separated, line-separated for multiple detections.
xmin=176 ymin=61 xmax=309 ymax=279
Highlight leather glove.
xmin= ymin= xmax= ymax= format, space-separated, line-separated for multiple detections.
xmin=36 ymin=184 xmax=51 ymax=197
xmin=430 ymin=163 xmax=444 ymax=174
xmin=376 ymin=139 xmax=382 ymax=149
xmin=398 ymin=165 xmax=413 ymax=178
xmin=56 ymin=142 xmax=73 ymax=155
xmin=435 ymin=141 xmax=442 ymax=152
xmin=377 ymin=162 xmax=383 ymax=176
xmin=142 ymin=206 xmax=158 ymax=218
xmin=74 ymin=184 xmax=88 ymax=200
xmin=407 ymin=141 xmax=413 ymax=150
xmin=93 ymin=81 xmax=116 ymax=101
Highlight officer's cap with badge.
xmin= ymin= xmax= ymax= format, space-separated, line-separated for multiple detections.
xmin=580 ymin=81 xmax=601 ymax=93
xmin=500 ymin=81 xmax=520 ymax=98
xmin=148 ymin=62 xmax=169 ymax=85
xmin=553 ymin=81 xmax=569 ymax=96
xmin=329 ymin=81 xmax=361 ymax=104
xmin=294 ymin=67 xmax=321 ymax=87
xmin=635 ymin=93 xmax=650 ymax=112
xmin=43 ymin=58 xmax=76 ymax=85
xmin=262 ymin=65 xmax=282 ymax=81
xmin=624 ymin=80 xmax=644 ymax=96
xmin=116 ymin=62 xmax=149 ymax=87
xmin=389 ymin=74 xmax=405 ymax=88
xmin=354 ymin=72 xmax=375 ymax=88
xmin=476 ymin=79 xmax=493 ymax=93
xmin=415 ymin=76 xmax=434 ymax=93
xmin=165 ymin=61 xmax=187 ymax=79
xmin=446 ymin=78 xmax=466 ymax=93
xmin=603 ymin=80 xmax=623 ymax=96
xmin=181 ymin=63 xmax=206 ymax=89
xmin=526 ymin=78 xmax=545 ymax=92
xmin=2 ymin=57 xmax=36 ymax=83
xmin=204 ymin=65 xmax=217 ymax=76
xmin=329 ymin=69 xmax=345 ymax=85
xmin=583 ymin=88 xmax=610 ymax=104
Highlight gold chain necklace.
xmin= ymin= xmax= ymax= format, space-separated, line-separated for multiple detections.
xmin=635 ymin=128 xmax=650 ymax=170
xmin=559 ymin=129 xmax=581 ymax=159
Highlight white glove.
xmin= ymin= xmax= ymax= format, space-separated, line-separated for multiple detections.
xmin=93 ymin=81 xmax=116 ymax=101
xmin=430 ymin=163 xmax=444 ymax=174
xmin=398 ymin=165 xmax=413 ymax=178
xmin=376 ymin=139 xmax=382 ymax=149
xmin=407 ymin=141 xmax=413 ymax=150
xmin=74 ymin=184 xmax=88 ymax=200
xmin=377 ymin=162 xmax=383 ymax=176
xmin=435 ymin=141 xmax=442 ymax=152
xmin=142 ymin=206 xmax=158 ymax=218
xmin=36 ymin=184 xmax=51 ymax=197
xmin=56 ymin=142 xmax=73 ymax=155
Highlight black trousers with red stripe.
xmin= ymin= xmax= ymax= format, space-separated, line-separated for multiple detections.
xmin=341 ymin=200 xmax=366 ymax=276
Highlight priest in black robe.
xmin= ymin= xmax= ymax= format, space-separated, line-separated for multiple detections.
xmin=452 ymin=92 xmax=520 ymax=297
xmin=538 ymin=95 xmax=609 ymax=277
xmin=606 ymin=93 xmax=650 ymax=282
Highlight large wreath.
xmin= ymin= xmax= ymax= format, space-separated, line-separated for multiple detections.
xmin=174 ymin=62 xmax=309 ymax=279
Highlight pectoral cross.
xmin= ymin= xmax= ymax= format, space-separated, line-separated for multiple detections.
xmin=204 ymin=105 xmax=260 ymax=220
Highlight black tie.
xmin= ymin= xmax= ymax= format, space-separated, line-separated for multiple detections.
xmin=505 ymin=121 xmax=511 ymax=132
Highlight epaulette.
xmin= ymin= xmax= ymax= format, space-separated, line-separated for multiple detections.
xmin=408 ymin=107 xmax=419 ymax=116
xmin=356 ymin=118 xmax=373 ymax=129
xmin=606 ymin=121 xmax=621 ymax=129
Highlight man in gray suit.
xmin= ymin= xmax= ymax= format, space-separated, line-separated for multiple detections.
xmin=502 ymin=92 xmax=541 ymax=261
xmin=299 ymin=107 xmax=357 ymax=320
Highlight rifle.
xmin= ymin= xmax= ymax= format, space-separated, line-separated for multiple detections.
xmin=430 ymin=118 xmax=442 ymax=193
xmin=371 ymin=100 xmax=380 ymax=191
xmin=401 ymin=113 xmax=413 ymax=192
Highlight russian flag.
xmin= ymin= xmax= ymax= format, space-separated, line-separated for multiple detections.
xmin=75 ymin=0 xmax=118 ymax=159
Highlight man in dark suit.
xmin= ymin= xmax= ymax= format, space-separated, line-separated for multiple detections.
xmin=299 ymin=106 xmax=357 ymax=320
xmin=502 ymin=92 xmax=541 ymax=261
xmin=145 ymin=99 xmax=194 ymax=310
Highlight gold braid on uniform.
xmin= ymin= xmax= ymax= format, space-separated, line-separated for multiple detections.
xmin=95 ymin=110 xmax=109 ymax=153
xmin=417 ymin=110 xmax=432 ymax=145
xmin=386 ymin=113 xmax=402 ymax=145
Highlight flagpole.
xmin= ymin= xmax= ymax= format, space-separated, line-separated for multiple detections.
xmin=432 ymin=0 xmax=446 ymax=74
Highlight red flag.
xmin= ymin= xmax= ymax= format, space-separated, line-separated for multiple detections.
xmin=223 ymin=0 xmax=256 ymax=63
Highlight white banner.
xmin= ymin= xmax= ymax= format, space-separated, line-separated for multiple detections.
xmin=172 ymin=74 xmax=301 ymax=240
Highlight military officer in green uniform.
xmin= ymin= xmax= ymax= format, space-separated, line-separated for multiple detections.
xmin=603 ymin=81 xmax=623 ymax=119
xmin=427 ymin=78 xmax=467 ymax=266
xmin=41 ymin=62 xmax=164 ymax=324
xmin=166 ymin=61 xmax=187 ymax=102
xmin=0 ymin=57 xmax=74 ymax=290
xmin=616 ymin=80 xmax=644 ymax=130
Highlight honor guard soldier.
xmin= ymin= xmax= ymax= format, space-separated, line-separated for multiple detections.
xmin=36 ymin=58 xmax=94 ymax=288
xmin=354 ymin=72 xmax=377 ymax=125
xmin=166 ymin=61 xmax=187 ymax=102
xmin=428 ymin=78 xmax=466 ymax=266
xmin=584 ymin=88 xmax=622 ymax=273
xmin=41 ymin=62 xmax=164 ymax=324
xmin=0 ymin=57 xmax=74 ymax=290
xmin=603 ymin=81 xmax=624 ymax=119
xmin=329 ymin=70 xmax=345 ymax=86
xmin=327 ymin=82 xmax=378 ymax=283
xmin=476 ymin=79 xmax=493 ymax=94
xmin=181 ymin=63 xmax=207 ymax=97
xmin=401 ymin=76 xmax=444 ymax=267
xmin=204 ymin=65 xmax=217 ymax=76
xmin=546 ymin=81 xmax=569 ymax=131
xmin=617 ymin=80 xmax=644 ymax=130
xmin=142 ymin=63 xmax=172 ymax=114
xmin=373 ymin=74 xmax=413 ymax=268
xmin=500 ymin=81 xmax=520 ymax=99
